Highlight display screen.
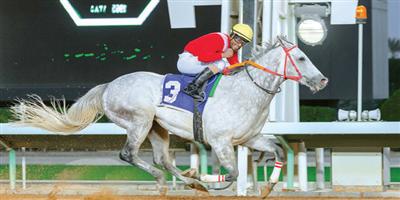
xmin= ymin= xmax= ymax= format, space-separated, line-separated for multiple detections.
xmin=0 ymin=0 xmax=220 ymax=100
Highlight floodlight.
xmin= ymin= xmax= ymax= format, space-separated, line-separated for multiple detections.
xmin=338 ymin=109 xmax=357 ymax=121
xmin=297 ymin=16 xmax=327 ymax=46
xmin=361 ymin=109 xmax=381 ymax=121
xmin=294 ymin=4 xmax=330 ymax=46
xmin=338 ymin=108 xmax=381 ymax=122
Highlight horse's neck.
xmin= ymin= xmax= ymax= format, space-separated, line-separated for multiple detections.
xmin=221 ymin=58 xmax=284 ymax=111
xmin=245 ymin=65 xmax=282 ymax=94
xmin=239 ymin=49 xmax=283 ymax=93
xmin=212 ymin=63 xmax=282 ymax=136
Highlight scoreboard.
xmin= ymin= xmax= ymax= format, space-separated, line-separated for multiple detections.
xmin=0 ymin=0 xmax=221 ymax=100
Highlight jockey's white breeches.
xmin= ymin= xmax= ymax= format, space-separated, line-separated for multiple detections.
xmin=177 ymin=52 xmax=228 ymax=75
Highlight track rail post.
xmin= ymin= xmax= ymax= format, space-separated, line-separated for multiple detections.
xmin=276 ymin=136 xmax=294 ymax=190
xmin=9 ymin=148 xmax=16 ymax=190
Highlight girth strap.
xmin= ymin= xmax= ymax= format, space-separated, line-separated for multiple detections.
xmin=193 ymin=99 xmax=205 ymax=144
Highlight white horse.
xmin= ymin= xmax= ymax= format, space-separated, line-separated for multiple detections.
xmin=11 ymin=36 xmax=327 ymax=196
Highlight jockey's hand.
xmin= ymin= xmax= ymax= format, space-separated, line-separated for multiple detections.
xmin=223 ymin=67 xmax=242 ymax=76
xmin=222 ymin=68 xmax=231 ymax=75
xmin=222 ymin=48 xmax=234 ymax=58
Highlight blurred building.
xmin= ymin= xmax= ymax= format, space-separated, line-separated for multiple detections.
xmin=299 ymin=0 xmax=388 ymax=101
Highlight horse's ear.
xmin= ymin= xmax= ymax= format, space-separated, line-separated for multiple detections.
xmin=277 ymin=35 xmax=294 ymax=48
xmin=277 ymin=35 xmax=290 ymax=48
xmin=276 ymin=36 xmax=285 ymax=47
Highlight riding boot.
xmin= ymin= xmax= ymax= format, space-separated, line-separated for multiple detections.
xmin=184 ymin=67 xmax=215 ymax=101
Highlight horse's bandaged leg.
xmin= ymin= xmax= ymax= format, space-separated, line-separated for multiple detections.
xmin=269 ymin=161 xmax=283 ymax=183
xmin=200 ymin=174 xmax=226 ymax=183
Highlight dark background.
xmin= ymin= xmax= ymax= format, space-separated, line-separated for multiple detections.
xmin=298 ymin=0 xmax=375 ymax=101
xmin=0 ymin=0 xmax=382 ymax=102
xmin=0 ymin=0 xmax=221 ymax=100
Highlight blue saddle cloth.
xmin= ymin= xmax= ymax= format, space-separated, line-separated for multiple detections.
xmin=160 ymin=74 xmax=219 ymax=114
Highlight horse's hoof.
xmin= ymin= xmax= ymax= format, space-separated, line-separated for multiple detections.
xmin=195 ymin=189 xmax=210 ymax=197
xmin=158 ymin=185 xmax=168 ymax=196
xmin=187 ymin=180 xmax=208 ymax=193
xmin=261 ymin=182 xmax=276 ymax=199
xmin=181 ymin=168 xmax=198 ymax=179
xmin=119 ymin=152 xmax=131 ymax=163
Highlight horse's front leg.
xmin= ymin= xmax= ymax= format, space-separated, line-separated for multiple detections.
xmin=208 ymin=139 xmax=238 ymax=182
xmin=242 ymin=134 xmax=285 ymax=162
xmin=242 ymin=133 xmax=285 ymax=198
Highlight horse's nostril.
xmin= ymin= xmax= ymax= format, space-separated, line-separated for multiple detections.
xmin=321 ymin=78 xmax=328 ymax=85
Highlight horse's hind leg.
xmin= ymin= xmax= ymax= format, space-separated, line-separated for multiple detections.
xmin=148 ymin=122 xmax=208 ymax=192
xmin=117 ymin=114 xmax=167 ymax=195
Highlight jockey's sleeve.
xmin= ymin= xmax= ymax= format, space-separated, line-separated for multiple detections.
xmin=197 ymin=49 xmax=223 ymax=63
xmin=184 ymin=33 xmax=226 ymax=63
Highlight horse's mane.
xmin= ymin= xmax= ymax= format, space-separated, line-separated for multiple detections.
xmin=249 ymin=42 xmax=276 ymax=61
xmin=249 ymin=35 xmax=289 ymax=61
xmin=229 ymin=36 xmax=289 ymax=75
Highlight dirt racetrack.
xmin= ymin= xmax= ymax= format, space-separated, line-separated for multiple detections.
xmin=1 ymin=192 xmax=400 ymax=200
xmin=1 ymin=184 xmax=399 ymax=200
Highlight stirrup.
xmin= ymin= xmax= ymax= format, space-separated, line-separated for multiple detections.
xmin=183 ymin=87 xmax=196 ymax=95
xmin=184 ymin=84 xmax=204 ymax=100
xmin=193 ymin=93 xmax=205 ymax=102
xmin=183 ymin=83 xmax=198 ymax=94
xmin=184 ymin=90 xmax=205 ymax=102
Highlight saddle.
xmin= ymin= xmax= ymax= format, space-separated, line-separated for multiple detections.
xmin=160 ymin=73 xmax=221 ymax=114
xmin=160 ymin=73 xmax=222 ymax=144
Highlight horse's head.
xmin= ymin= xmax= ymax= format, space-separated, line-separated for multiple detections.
xmin=275 ymin=36 xmax=328 ymax=93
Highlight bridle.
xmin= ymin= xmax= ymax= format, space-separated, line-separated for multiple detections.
xmin=282 ymin=45 xmax=302 ymax=81
xmin=224 ymin=44 xmax=302 ymax=94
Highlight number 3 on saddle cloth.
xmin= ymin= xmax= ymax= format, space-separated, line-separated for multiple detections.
xmin=160 ymin=73 xmax=221 ymax=115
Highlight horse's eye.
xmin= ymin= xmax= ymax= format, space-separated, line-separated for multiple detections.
xmin=298 ymin=57 xmax=305 ymax=61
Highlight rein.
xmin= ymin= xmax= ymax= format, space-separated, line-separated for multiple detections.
xmin=245 ymin=66 xmax=281 ymax=94
xmin=222 ymin=45 xmax=302 ymax=94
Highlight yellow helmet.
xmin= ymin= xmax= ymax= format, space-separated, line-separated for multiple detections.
xmin=231 ymin=23 xmax=253 ymax=42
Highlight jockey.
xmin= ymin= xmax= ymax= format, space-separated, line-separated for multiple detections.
xmin=177 ymin=23 xmax=253 ymax=100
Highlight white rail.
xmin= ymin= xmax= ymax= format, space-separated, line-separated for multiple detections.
xmin=1 ymin=122 xmax=399 ymax=135
xmin=0 ymin=123 xmax=125 ymax=135
xmin=261 ymin=122 xmax=400 ymax=135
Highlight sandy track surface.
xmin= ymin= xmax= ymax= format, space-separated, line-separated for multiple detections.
xmin=2 ymin=193 xmax=400 ymax=200
xmin=2 ymin=183 xmax=399 ymax=200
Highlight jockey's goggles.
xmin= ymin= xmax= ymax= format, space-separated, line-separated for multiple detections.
xmin=232 ymin=35 xmax=248 ymax=46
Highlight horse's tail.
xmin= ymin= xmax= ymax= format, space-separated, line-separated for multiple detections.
xmin=11 ymin=84 xmax=107 ymax=135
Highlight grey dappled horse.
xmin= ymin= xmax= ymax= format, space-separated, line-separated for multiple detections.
xmin=11 ymin=36 xmax=328 ymax=196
